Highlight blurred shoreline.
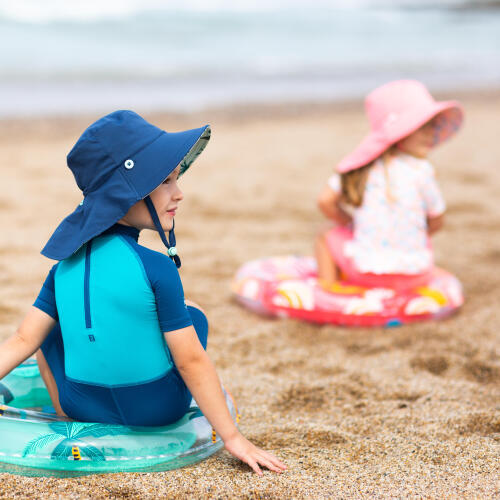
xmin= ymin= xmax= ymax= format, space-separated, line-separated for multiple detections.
xmin=2 ymin=78 xmax=500 ymax=120
xmin=1 ymin=3 xmax=499 ymax=120
xmin=1 ymin=86 xmax=499 ymax=129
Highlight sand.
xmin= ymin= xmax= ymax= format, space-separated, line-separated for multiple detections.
xmin=0 ymin=93 xmax=499 ymax=499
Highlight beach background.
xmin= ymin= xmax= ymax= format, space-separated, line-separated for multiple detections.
xmin=0 ymin=0 xmax=499 ymax=498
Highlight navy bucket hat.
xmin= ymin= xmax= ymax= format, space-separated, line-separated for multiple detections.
xmin=42 ymin=110 xmax=210 ymax=265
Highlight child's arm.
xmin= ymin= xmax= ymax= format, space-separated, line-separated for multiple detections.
xmin=317 ymin=185 xmax=352 ymax=226
xmin=421 ymin=161 xmax=446 ymax=235
xmin=427 ymin=213 xmax=445 ymax=235
xmin=165 ymin=327 xmax=286 ymax=475
xmin=0 ymin=307 xmax=56 ymax=379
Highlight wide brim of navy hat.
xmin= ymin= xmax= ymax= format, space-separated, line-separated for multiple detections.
xmin=42 ymin=124 xmax=210 ymax=261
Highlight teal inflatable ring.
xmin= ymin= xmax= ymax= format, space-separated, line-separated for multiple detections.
xmin=0 ymin=360 xmax=239 ymax=477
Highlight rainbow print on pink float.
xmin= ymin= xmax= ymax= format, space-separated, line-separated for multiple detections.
xmin=232 ymin=256 xmax=463 ymax=327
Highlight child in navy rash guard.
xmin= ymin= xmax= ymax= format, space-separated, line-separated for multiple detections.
xmin=34 ymin=223 xmax=205 ymax=426
xmin=0 ymin=111 xmax=286 ymax=476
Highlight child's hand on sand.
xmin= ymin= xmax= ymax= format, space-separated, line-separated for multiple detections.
xmin=224 ymin=432 xmax=287 ymax=475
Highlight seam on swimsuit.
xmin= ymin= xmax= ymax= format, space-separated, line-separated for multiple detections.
xmin=65 ymin=368 xmax=173 ymax=388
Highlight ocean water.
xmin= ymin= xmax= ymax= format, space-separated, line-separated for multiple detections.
xmin=0 ymin=0 xmax=499 ymax=117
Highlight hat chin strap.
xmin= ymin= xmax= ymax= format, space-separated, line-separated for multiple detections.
xmin=144 ymin=196 xmax=181 ymax=268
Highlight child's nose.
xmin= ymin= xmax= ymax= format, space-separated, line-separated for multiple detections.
xmin=174 ymin=184 xmax=184 ymax=201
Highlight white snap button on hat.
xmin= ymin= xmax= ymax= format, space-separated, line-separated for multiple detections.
xmin=124 ymin=159 xmax=134 ymax=169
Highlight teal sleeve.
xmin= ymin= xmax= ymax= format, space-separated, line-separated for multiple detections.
xmin=131 ymin=244 xmax=193 ymax=332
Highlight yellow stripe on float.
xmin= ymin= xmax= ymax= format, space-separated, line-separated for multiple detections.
xmin=416 ymin=287 xmax=447 ymax=306
xmin=323 ymin=281 xmax=365 ymax=295
xmin=277 ymin=289 xmax=302 ymax=308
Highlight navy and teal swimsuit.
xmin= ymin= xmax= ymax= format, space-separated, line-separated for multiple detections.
xmin=33 ymin=223 xmax=208 ymax=426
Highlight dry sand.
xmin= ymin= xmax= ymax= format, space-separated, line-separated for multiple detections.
xmin=0 ymin=93 xmax=499 ymax=499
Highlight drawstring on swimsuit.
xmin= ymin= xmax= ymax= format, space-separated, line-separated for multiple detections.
xmin=144 ymin=196 xmax=181 ymax=268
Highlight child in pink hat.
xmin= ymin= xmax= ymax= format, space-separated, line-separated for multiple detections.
xmin=316 ymin=80 xmax=463 ymax=289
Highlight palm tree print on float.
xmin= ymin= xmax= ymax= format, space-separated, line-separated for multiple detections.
xmin=0 ymin=382 xmax=14 ymax=404
xmin=22 ymin=422 xmax=128 ymax=461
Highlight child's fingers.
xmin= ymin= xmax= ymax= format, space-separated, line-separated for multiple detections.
xmin=256 ymin=455 xmax=284 ymax=473
xmin=257 ymin=449 xmax=287 ymax=470
xmin=246 ymin=456 xmax=263 ymax=476
xmin=256 ymin=450 xmax=287 ymax=472
xmin=224 ymin=435 xmax=286 ymax=475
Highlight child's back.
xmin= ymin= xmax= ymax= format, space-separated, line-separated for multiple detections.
xmin=328 ymin=151 xmax=445 ymax=275
xmin=316 ymin=80 xmax=463 ymax=286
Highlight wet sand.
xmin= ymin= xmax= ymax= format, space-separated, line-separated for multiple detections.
xmin=0 ymin=93 xmax=499 ymax=498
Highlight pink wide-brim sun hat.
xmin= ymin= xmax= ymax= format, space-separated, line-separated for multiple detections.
xmin=337 ymin=80 xmax=464 ymax=174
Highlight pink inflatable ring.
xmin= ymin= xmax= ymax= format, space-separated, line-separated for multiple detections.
xmin=232 ymin=256 xmax=463 ymax=327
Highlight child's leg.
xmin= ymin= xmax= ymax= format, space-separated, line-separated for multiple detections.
xmin=315 ymin=230 xmax=339 ymax=285
xmin=36 ymin=349 xmax=67 ymax=417
xmin=185 ymin=303 xmax=208 ymax=350
xmin=37 ymin=324 xmax=68 ymax=418
xmin=185 ymin=299 xmax=204 ymax=313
